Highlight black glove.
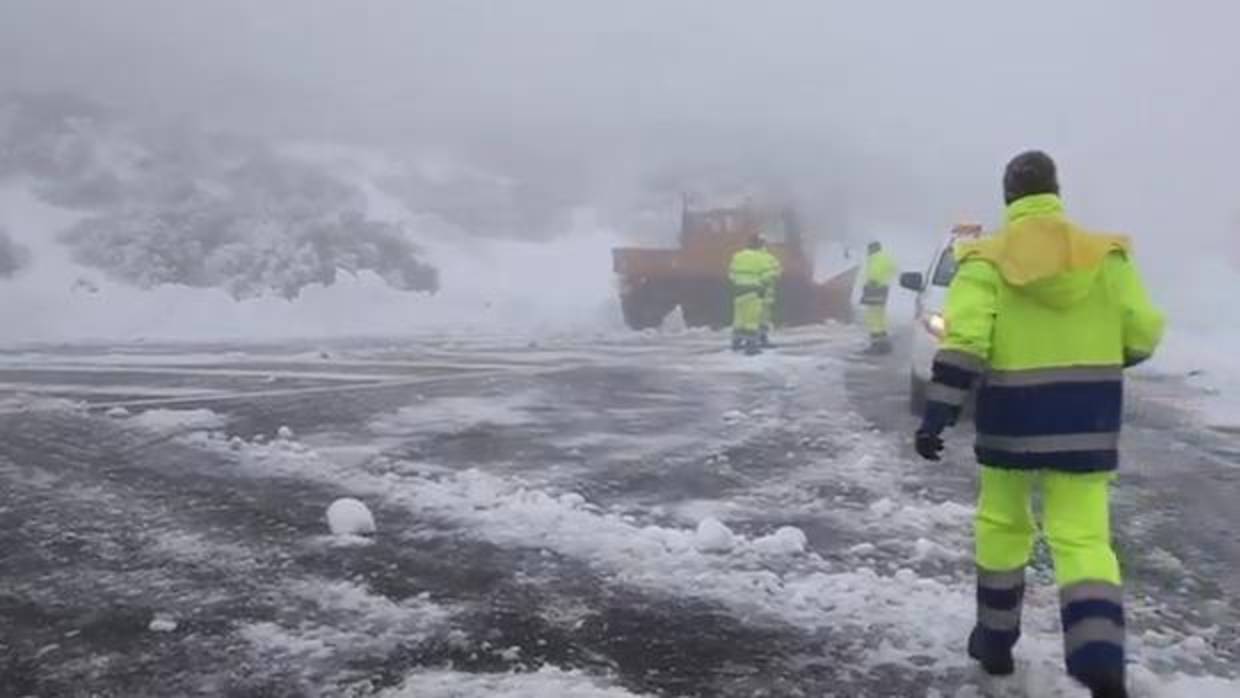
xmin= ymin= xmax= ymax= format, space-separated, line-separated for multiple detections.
xmin=915 ymin=429 xmax=944 ymax=461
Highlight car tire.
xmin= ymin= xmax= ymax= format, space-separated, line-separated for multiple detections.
xmin=909 ymin=372 xmax=927 ymax=415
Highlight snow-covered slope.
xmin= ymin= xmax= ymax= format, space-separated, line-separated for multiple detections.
xmin=0 ymin=177 xmax=624 ymax=343
xmin=0 ymin=94 xmax=626 ymax=344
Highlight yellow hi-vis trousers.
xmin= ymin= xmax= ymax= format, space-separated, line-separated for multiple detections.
xmin=974 ymin=466 xmax=1124 ymax=683
xmin=864 ymin=304 xmax=888 ymax=337
xmin=761 ymin=285 xmax=776 ymax=330
xmin=732 ymin=290 xmax=763 ymax=335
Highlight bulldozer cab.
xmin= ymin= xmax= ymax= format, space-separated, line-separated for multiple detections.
xmin=679 ymin=205 xmax=802 ymax=250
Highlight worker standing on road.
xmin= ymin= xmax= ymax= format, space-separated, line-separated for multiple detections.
xmin=914 ymin=151 xmax=1164 ymax=698
xmin=860 ymin=241 xmax=897 ymax=354
xmin=729 ymin=235 xmax=770 ymax=355
xmin=758 ymin=242 xmax=783 ymax=348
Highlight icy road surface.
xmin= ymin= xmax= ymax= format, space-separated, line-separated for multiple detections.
xmin=0 ymin=328 xmax=1236 ymax=697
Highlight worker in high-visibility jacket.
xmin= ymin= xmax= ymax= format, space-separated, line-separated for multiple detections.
xmin=729 ymin=235 xmax=770 ymax=355
xmin=915 ymin=151 xmax=1164 ymax=698
xmin=758 ymin=244 xmax=783 ymax=347
xmin=860 ymin=241 xmax=898 ymax=354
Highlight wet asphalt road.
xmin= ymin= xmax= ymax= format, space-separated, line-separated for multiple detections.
xmin=0 ymin=331 xmax=1236 ymax=698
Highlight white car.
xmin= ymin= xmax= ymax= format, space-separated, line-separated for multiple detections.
xmin=899 ymin=224 xmax=983 ymax=412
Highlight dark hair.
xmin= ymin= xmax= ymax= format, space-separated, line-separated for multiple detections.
xmin=1003 ymin=150 xmax=1059 ymax=205
xmin=867 ymin=241 xmax=881 ymax=254
xmin=747 ymin=234 xmax=765 ymax=250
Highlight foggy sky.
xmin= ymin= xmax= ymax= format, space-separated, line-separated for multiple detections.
xmin=4 ymin=1 xmax=1239 ymax=249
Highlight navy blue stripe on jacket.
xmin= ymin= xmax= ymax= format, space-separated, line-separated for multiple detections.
xmin=974 ymin=372 xmax=1123 ymax=473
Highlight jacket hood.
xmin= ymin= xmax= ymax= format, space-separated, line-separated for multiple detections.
xmin=957 ymin=194 xmax=1129 ymax=308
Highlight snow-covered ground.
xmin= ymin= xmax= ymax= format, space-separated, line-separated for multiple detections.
xmin=1 ymin=330 xmax=1236 ymax=697
xmin=1128 ymin=255 xmax=1240 ymax=433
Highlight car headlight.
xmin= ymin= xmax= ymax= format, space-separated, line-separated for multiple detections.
xmin=925 ymin=312 xmax=947 ymax=339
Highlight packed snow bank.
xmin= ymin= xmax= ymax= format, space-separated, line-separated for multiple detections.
xmin=368 ymin=394 xmax=538 ymax=437
xmin=1145 ymin=671 xmax=1240 ymax=698
xmin=128 ymin=408 xmax=226 ymax=433
xmin=240 ymin=578 xmax=455 ymax=676
xmin=0 ymin=394 xmax=83 ymax=414
xmin=376 ymin=667 xmax=654 ymax=698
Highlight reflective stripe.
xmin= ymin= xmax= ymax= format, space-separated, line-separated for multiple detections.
xmin=976 ymin=432 xmax=1119 ymax=453
xmin=987 ymin=365 xmax=1123 ymax=387
xmin=1064 ymin=617 xmax=1125 ymax=657
xmin=1061 ymin=582 xmax=1123 ymax=606
xmin=860 ymin=283 xmax=890 ymax=305
xmin=978 ymin=567 xmax=1026 ymax=589
xmin=978 ymin=605 xmax=1021 ymax=631
xmin=935 ymin=349 xmax=987 ymax=373
xmin=927 ymin=382 xmax=968 ymax=407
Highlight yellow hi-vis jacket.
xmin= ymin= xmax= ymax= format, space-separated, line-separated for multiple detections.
xmin=925 ymin=194 xmax=1164 ymax=472
xmin=729 ymin=249 xmax=770 ymax=295
xmin=861 ymin=249 xmax=897 ymax=305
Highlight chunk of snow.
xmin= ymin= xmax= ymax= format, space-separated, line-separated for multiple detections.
xmin=148 ymin=615 xmax=178 ymax=633
xmin=753 ymin=526 xmax=808 ymax=556
xmin=558 ymin=493 xmax=586 ymax=508
xmin=912 ymin=537 xmax=960 ymax=562
xmin=369 ymin=395 xmax=535 ymax=436
xmin=693 ymin=517 xmax=736 ymax=553
xmin=327 ymin=498 xmax=376 ymax=536
xmin=105 ymin=406 xmax=130 ymax=418
xmin=1180 ymin=636 xmax=1208 ymax=653
xmin=848 ymin=542 xmax=877 ymax=556
xmin=130 ymin=408 xmax=226 ymax=432
xmin=276 ymin=425 xmax=295 ymax=440
xmin=868 ymin=497 xmax=897 ymax=517
xmin=721 ymin=410 xmax=745 ymax=423
xmin=378 ymin=666 xmax=655 ymax=698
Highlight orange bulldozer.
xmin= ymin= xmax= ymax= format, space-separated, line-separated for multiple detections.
xmin=611 ymin=201 xmax=858 ymax=330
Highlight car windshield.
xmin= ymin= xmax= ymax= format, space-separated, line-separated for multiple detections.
xmin=932 ymin=248 xmax=958 ymax=286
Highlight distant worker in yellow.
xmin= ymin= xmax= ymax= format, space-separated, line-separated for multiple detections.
xmin=729 ymin=235 xmax=771 ymax=355
xmin=860 ymin=241 xmax=898 ymax=354
xmin=758 ymin=241 xmax=783 ymax=348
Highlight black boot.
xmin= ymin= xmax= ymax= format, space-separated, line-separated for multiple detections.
xmin=1077 ymin=669 xmax=1128 ymax=698
xmin=744 ymin=338 xmax=762 ymax=356
xmin=968 ymin=626 xmax=1015 ymax=676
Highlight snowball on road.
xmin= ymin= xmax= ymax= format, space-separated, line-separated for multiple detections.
xmin=327 ymin=497 xmax=377 ymax=536
xmin=693 ymin=517 xmax=736 ymax=553
xmin=753 ymin=526 xmax=809 ymax=556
